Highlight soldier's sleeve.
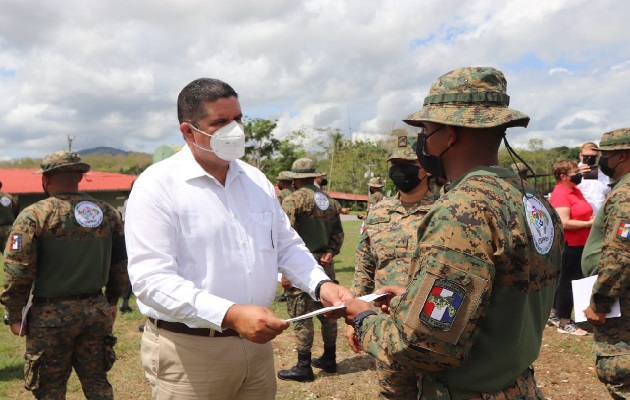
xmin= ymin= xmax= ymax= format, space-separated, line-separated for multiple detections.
xmin=0 ymin=209 xmax=40 ymax=319
xmin=355 ymin=193 xmax=497 ymax=372
xmin=326 ymin=216 xmax=344 ymax=256
xmin=591 ymin=190 xmax=630 ymax=313
xmin=104 ymin=208 xmax=129 ymax=306
xmin=281 ymin=194 xmax=298 ymax=228
xmin=351 ymin=224 xmax=377 ymax=297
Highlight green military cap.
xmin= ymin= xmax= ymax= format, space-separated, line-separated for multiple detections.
xmin=277 ymin=171 xmax=293 ymax=181
xmin=403 ymin=67 xmax=530 ymax=129
xmin=289 ymin=158 xmax=321 ymax=178
xmin=511 ymin=162 xmax=527 ymax=173
xmin=37 ymin=151 xmax=91 ymax=174
xmin=595 ymin=128 xmax=630 ymax=151
xmin=387 ymin=135 xmax=418 ymax=161
xmin=368 ymin=177 xmax=384 ymax=187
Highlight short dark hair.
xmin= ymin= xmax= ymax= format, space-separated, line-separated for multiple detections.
xmin=177 ymin=78 xmax=238 ymax=125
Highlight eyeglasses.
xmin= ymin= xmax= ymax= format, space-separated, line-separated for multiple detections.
xmin=417 ymin=125 xmax=445 ymax=156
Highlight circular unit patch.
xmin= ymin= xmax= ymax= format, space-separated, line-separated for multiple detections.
xmin=314 ymin=192 xmax=330 ymax=211
xmin=0 ymin=196 xmax=11 ymax=207
xmin=523 ymin=195 xmax=554 ymax=255
xmin=74 ymin=201 xmax=104 ymax=228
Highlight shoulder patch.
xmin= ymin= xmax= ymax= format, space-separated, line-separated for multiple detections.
xmin=313 ymin=192 xmax=330 ymax=211
xmin=419 ymin=279 xmax=466 ymax=331
xmin=0 ymin=196 xmax=11 ymax=207
xmin=74 ymin=201 xmax=104 ymax=228
xmin=617 ymin=220 xmax=630 ymax=240
xmin=523 ymin=195 xmax=554 ymax=255
xmin=10 ymin=234 xmax=22 ymax=251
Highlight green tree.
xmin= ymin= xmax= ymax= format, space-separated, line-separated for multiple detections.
xmin=243 ymin=117 xmax=279 ymax=171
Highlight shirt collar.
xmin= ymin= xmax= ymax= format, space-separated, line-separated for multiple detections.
xmin=178 ymin=145 xmax=245 ymax=185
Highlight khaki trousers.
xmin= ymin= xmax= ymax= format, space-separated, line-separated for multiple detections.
xmin=142 ymin=319 xmax=276 ymax=400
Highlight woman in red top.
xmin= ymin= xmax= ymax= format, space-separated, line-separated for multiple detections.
xmin=549 ymin=160 xmax=594 ymax=335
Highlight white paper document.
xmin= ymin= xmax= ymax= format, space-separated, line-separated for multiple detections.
xmin=19 ymin=293 xmax=34 ymax=336
xmin=572 ymin=275 xmax=621 ymax=323
xmin=284 ymin=293 xmax=387 ymax=322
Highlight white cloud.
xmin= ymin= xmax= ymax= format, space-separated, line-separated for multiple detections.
xmin=0 ymin=0 xmax=629 ymax=159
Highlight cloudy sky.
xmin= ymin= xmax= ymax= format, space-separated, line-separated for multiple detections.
xmin=1 ymin=0 xmax=629 ymax=160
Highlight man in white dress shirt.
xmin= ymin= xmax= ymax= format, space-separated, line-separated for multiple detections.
xmin=125 ymin=78 xmax=353 ymax=400
xmin=578 ymin=141 xmax=610 ymax=215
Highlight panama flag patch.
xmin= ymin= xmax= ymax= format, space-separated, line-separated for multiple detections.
xmin=10 ymin=234 xmax=22 ymax=251
xmin=617 ymin=221 xmax=630 ymax=240
xmin=420 ymin=279 xmax=466 ymax=331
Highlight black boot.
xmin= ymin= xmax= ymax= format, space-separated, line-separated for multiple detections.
xmin=277 ymin=351 xmax=314 ymax=382
xmin=311 ymin=345 xmax=336 ymax=373
xmin=119 ymin=299 xmax=132 ymax=313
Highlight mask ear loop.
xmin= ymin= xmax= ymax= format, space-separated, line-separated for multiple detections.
xmin=502 ymin=134 xmax=537 ymax=198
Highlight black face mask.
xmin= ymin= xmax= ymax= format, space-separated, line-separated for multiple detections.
xmin=320 ymin=178 xmax=328 ymax=187
xmin=569 ymin=173 xmax=583 ymax=185
xmin=389 ymin=164 xmax=422 ymax=193
xmin=598 ymin=155 xmax=617 ymax=178
xmin=416 ymin=131 xmax=450 ymax=180
xmin=582 ymin=155 xmax=597 ymax=166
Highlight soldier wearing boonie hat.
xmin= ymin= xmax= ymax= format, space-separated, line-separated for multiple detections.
xmin=582 ymin=128 xmax=630 ymax=399
xmin=343 ymin=67 xmax=563 ymax=399
xmin=1 ymin=150 xmax=127 ymax=399
xmin=278 ymin=158 xmax=344 ymax=383
xmin=276 ymin=170 xmax=295 ymax=204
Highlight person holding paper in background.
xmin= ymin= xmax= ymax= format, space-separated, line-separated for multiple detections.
xmin=581 ymin=128 xmax=630 ymax=399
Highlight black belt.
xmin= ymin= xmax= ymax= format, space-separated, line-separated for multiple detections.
xmin=33 ymin=292 xmax=102 ymax=304
xmin=148 ymin=318 xmax=240 ymax=338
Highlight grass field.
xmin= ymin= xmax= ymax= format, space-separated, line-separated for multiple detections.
xmin=0 ymin=220 xmax=609 ymax=399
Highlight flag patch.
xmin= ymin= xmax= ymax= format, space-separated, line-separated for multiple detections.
xmin=359 ymin=221 xmax=366 ymax=235
xmin=617 ymin=221 xmax=630 ymax=240
xmin=420 ymin=279 xmax=466 ymax=331
xmin=10 ymin=234 xmax=22 ymax=251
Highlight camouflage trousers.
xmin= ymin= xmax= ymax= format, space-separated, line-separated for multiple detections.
xmin=24 ymin=294 xmax=116 ymax=400
xmin=375 ymin=358 xmax=421 ymax=400
xmin=421 ymin=367 xmax=544 ymax=400
xmin=286 ymin=288 xmax=338 ymax=353
xmin=596 ymin=354 xmax=630 ymax=399
xmin=0 ymin=224 xmax=11 ymax=253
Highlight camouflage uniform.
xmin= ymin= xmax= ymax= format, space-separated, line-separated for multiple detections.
xmin=279 ymin=158 xmax=344 ymax=381
xmin=368 ymin=177 xmax=385 ymax=211
xmin=277 ymin=171 xmax=295 ymax=203
xmin=352 ymin=67 xmax=564 ymax=399
xmin=581 ymin=128 xmax=630 ymax=399
xmin=0 ymin=152 xmax=128 ymax=400
xmin=0 ymin=189 xmax=18 ymax=252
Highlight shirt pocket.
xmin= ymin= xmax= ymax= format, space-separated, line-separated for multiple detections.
xmin=249 ymin=210 xmax=277 ymax=251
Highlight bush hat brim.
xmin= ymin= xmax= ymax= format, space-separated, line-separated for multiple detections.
xmin=595 ymin=128 xmax=630 ymax=151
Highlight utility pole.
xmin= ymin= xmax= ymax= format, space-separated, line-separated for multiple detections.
xmin=67 ymin=135 xmax=74 ymax=152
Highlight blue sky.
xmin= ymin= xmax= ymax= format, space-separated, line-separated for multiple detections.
xmin=1 ymin=0 xmax=629 ymax=160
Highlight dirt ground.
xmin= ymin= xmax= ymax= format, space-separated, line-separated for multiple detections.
xmin=273 ymin=321 xmax=609 ymax=400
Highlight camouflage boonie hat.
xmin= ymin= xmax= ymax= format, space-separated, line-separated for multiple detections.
xmin=595 ymin=128 xmax=630 ymax=151
xmin=37 ymin=151 xmax=91 ymax=174
xmin=368 ymin=177 xmax=384 ymax=187
xmin=289 ymin=158 xmax=321 ymax=179
xmin=511 ymin=162 xmax=527 ymax=173
xmin=403 ymin=67 xmax=530 ymax=129
xmin=387 ymin=135 xmax=418 ymax=161
xmin=277 ymin=171 xmax=293 ymax=181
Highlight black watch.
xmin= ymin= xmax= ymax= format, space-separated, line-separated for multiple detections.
xmin=314 ymin=279 xmax=333 ymax=302
xmin=3 ymin=315 xmax=17 ymax=325
xmin=353 ymin=310 xmax=377 ymax=338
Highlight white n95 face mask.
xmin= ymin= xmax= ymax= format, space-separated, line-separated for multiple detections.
xmin=190 ymin=120 xmax=246 ymax=161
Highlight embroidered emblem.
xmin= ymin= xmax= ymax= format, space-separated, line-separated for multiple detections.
xmin=314 ymin=192 xmax=330 ymax=211
xmin=74 ymin=201 xmax=104 ymax=228
xmin=0 ymin=196 xmax=11 ymax=207
xmin=398 ymin=136 xmax=408 ymax=147
xmin=10 ymin=234 xmax=22 ymax=251
xmin=359 ymin=221 xmax=366 ymax=235
xmin=617 ymin=220 xmax=630 ymax=240
xmin=523 ymin=195 xmax=554 ymax=255
xmin=420 ymin=279 xmax=466 ymax=331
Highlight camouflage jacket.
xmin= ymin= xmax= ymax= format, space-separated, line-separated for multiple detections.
xmin=357 ymin=166 xmax=563 ymax=392
xmin=277 ymin=187 xmax=295 ymax=204
xmin=368 ymin=191 xmax=385 ymax=210
xmin=282 ymin=185 xmax=344 ymax=256
xmin=352 ymin=193 xmax=435 ymax=297
xmin=582 ymin=172 xmax=630 ymax=354
xmin=1 ymin=193 xmax=128 ymax=320
xmin=0 ymin=190 xmax=18 ymax=226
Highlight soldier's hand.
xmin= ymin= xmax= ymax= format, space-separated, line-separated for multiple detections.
xmin=280 ymin=275 xmax=293 ymax=290
xmin=584 ymin=306 xmax=606 ymax=326
xmin=222 ymin=304 xmax=289 ymax=344
xmin=357 ymin=214 xmax=366 ymax=220
xmin=345 ymin=325 xmax=362 ymax=353
xmin=9 ymin=321 xmax=26 ymax=337
xmin=374 ymin=285 xmax=407 ymax=314
xmin=320 ymin=252 xmax=333 ymax=266
xmin=343 ymin=299 xmax=373 ymax=325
